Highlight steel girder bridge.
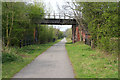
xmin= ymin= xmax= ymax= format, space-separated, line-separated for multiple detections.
xmin=33 ymin=13 xmax=78 ymax=43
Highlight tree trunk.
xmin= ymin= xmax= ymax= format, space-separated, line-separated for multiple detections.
xmin=9 ymin=11 xmax=14 ymax=37
xmin=6 ymin=13 xmax=9 ymax=47
xmin=97 ymin=24 xmax=100 ymax=41
xmin=91 ymin=39 xmax=95 ymax=49
xmin=6 ymin=11 xmax=14 ymax=47
xmin=34 ymin=27 xmax=36 ymax=43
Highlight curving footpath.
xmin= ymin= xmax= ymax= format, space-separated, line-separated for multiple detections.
xmin=13 ymin=38 xmax=75 ymax=78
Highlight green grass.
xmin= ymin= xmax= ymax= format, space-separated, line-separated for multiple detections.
xmin=65 ymin=38 xmax=118 ymax=78
xmin=2 ymin=39 xmax=62 ymax=78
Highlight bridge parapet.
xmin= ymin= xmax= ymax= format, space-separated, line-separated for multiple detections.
xmin=34 ymin=18 xmax=77 ymax=25
xmin=32 ymin=13 xmax=77 ymax=25
xmin=45 ymin=13 xmax=75 ymax=19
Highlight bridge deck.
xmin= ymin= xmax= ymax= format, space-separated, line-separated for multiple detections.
xmin=33 ymin=18 xmax=77 ymax=25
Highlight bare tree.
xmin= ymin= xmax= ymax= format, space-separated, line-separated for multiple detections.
xmin=56 ymin=0 xmax=83 ymax=25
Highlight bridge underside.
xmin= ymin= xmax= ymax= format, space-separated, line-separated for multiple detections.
xmin=33 ymin=18 xmax=77 ymax=25
xmin=33 ymin=18 xmax=78 ymax=43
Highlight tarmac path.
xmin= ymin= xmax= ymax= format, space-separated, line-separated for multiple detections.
xmin=13 ymin=38 xmax=75 ymax=78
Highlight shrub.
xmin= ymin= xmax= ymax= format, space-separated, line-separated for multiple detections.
xmin=98 ymin=37 xmax=119 ymax=54
xmin=109 ymin=38 xmax=119 ymax=54
xmin=2 ymin=52 xmax=23 ymax=63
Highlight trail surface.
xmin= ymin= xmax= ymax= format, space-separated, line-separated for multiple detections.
xmin=13 ymin=38 xmax=74 ymax=78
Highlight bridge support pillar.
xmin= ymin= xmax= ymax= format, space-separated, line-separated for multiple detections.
xmin=72 ymin=25 xmax=76 ymax=43
xmin=72 ymin=24 xmax=80 ymax=43
xmin=76 ymin=26 xmax=80 ymax=42
xmin=34 ymin=25 xmax=39 ymax=43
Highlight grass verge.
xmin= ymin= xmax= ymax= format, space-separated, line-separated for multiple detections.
xmin=65 ymin=38 xmax=118 ymax=78
xmin=2 ymin=39 xmax=62 ymax=78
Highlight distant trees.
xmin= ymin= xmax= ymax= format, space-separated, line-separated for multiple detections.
xmin=2 ymin=2 xmax=63 ymax=48
xmin=37 ymin=25 xmax=63 ymax=44
xmin=65 ymin=28 xmax=72 ymax=38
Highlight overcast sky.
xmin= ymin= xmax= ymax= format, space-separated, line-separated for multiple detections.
xmin=43 ymin=0 xmax=72 ymax=31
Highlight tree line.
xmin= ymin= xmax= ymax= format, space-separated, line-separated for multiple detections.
xmin=2 ymin=2 xmax=64 ymax=48
xmin=61 ymin=2 xmax=119 ymax=54
xmin=76 ymin=2 xmax=119 ymax=54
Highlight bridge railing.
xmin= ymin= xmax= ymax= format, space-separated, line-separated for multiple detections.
xmin=44 ymin=13 xmax=75 ymax=19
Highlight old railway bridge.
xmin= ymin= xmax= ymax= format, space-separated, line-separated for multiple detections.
xmin=33 ymin=13 xmax=90 ymax=44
